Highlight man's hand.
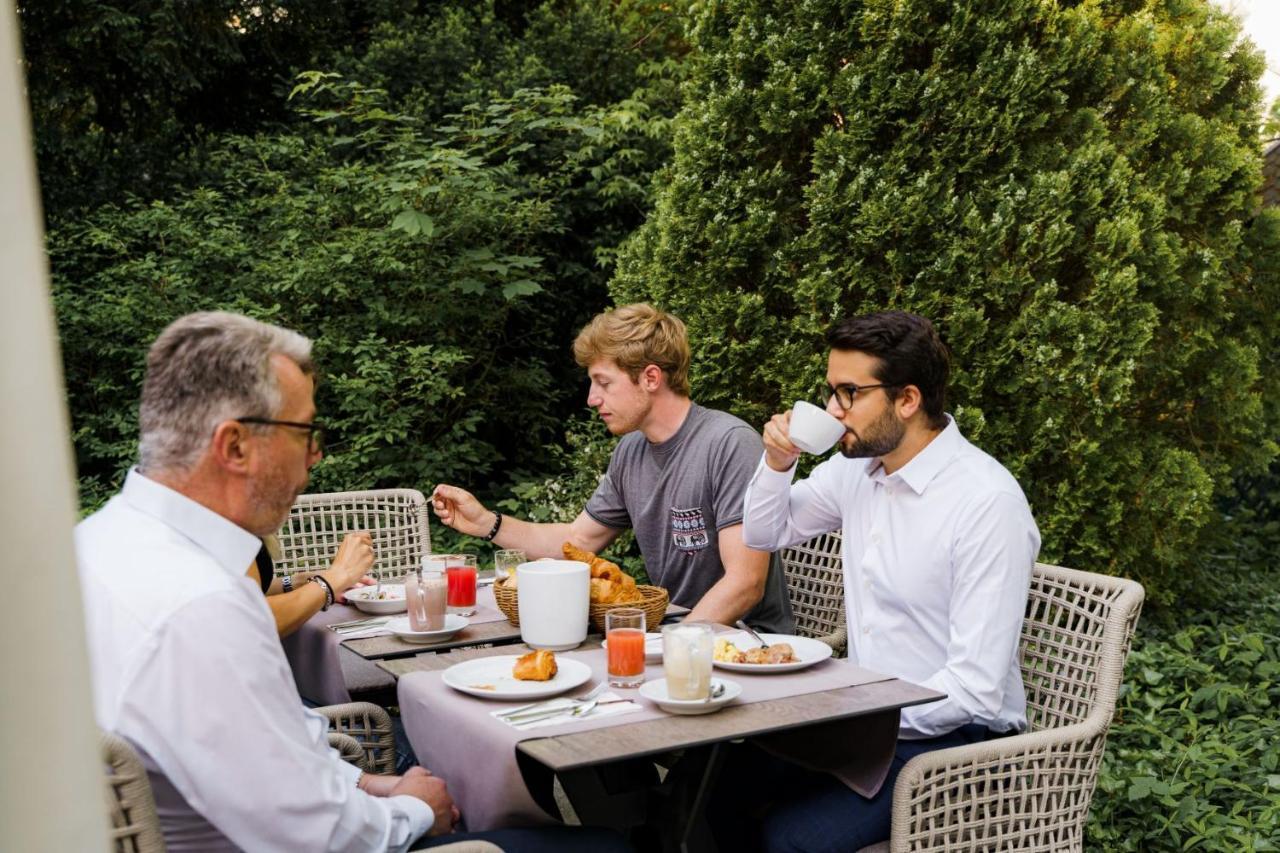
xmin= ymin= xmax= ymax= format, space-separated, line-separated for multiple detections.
xmin=325 ymin=532 xmax=374 ymax=595
xmin=762 ymin=412 xmax=802 ymax=472
xmin=390 ymin=767 xmax=458 ymax=836
xmin=431 ymin=485 xmax=495 ymax=538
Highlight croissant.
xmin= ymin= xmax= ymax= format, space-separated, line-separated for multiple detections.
xmin=563 ymin=542 xmax=627 ymax=585
xmin=513 ymin=649 xmax=558 ymax=681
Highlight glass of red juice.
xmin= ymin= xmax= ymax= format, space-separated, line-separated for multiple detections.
xmin=445 ymin=554 xmax=477 ymax=615
xmin=606 ymin=608 xmax=646 ymax=688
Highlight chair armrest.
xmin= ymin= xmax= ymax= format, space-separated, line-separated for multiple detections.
xmin=316 ymin=701 xmax=397 ymax=775
xmin=327 ymin=732 xmax=367 ymax=771
xmin=888 ymin=721 xmax=1108 ymax=852
xmin=816 ymin=626 xmax=848 ymax=657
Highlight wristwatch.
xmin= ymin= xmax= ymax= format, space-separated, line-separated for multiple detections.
xmin=281 ymin=574 xmax=294 ymax=593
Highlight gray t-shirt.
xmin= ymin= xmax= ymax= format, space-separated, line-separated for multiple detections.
xmin=585 ymin=404 xmax=794 ymax=633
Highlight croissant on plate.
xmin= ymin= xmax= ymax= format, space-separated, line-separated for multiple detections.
xmin=513 ymin=649 xmax=558 ymax=681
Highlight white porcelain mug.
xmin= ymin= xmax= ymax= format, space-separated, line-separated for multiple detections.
xmin=516 ymin=559 xmax=590 ymax=650
xmin=788 ymin=400 xmax=846 ymax=454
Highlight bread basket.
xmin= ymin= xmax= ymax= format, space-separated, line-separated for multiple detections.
xmin=494 ymin=577 xmax=668 ymax=632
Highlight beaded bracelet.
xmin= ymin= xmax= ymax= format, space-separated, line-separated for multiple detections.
xmin=310 ymin=575 xmax=335 ymax=611
xmin=484 ymin=512 xmax=504 ymax=542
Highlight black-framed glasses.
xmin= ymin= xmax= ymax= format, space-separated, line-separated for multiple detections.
xmin=822 ymin=382 xmax=896 ymax=410
xmin=236 ymin=417 xmax=324 ymax=453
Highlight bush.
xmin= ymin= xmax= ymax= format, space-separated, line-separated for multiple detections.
xmin=51 ymin=77 xmax=673 ymax=509
xmin=1090 ymin=549 xmax=1280 ymax=848
xmin=611 ymin=0 xmax=1280 ymax=604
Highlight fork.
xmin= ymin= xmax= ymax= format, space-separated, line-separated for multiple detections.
xmin=497 ymin=682 xmax=609 ymax=721
xmin=508 ymin=696 xmax=631 ymax=726
xmin=735 ymin=619 xmax=770 ymax=650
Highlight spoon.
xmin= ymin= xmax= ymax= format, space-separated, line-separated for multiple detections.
xmin=735 ymin=619 xmax=770 ymax=650
xmin=703 ymin=682 xmax=727 ymax=704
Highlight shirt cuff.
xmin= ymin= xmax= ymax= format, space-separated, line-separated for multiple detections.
xmin=389 ymin=793 xmax=435 ymax=837
xmin=749 ymin=454 xmax=797 ymax=492
xmin=335 ymin=753 xmax=363 ymax=787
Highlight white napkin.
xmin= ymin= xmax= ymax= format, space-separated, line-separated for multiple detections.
xmin=329 ymin=621 xmax=394 ymax=640
xmin=493 ymin=691 xmax=643 ymax=730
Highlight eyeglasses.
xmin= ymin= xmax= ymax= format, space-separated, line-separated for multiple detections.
xmin=822 ymin=382 xmax=896 ymax=410
xmin=236 ymin=417 xmax=324 ymax=453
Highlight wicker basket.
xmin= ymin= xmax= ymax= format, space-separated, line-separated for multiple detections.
xmin=493 ymin=578 xmax=668 ymax=632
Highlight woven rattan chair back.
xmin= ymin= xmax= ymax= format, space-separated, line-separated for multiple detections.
xmin=1020 ymin=562 xmax=1145 ymax=732
xmin=780 ymin=530 xmax=847 ymax=648
xmin=275 ymin=489 xmax=431 ymax=581
xmin=102 ymin=731 xmax=166 ymax=853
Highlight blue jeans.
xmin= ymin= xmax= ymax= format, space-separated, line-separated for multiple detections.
xmin=413 ymin=826 xmax=633 ymax=851
xmin=708 ymin=724 xmax=996 ymax=853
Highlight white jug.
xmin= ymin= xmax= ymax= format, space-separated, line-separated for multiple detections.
xmin=516 ymin=559 xmax=590 ymax=650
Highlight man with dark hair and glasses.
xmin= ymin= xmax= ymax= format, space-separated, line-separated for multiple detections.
xmin=713 ymin=310 xmax=1041 ymax=852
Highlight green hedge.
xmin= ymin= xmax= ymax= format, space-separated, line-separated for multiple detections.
xmin=611 ymin=0 xmax=1280 ymax=604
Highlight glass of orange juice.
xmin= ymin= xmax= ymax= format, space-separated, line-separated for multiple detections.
xmin=605 ymin=608 xmax=646 ymax=688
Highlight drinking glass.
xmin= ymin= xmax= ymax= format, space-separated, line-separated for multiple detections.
xmin=407 ymin=560 xmax=447 ymax=632
xmin=446 ymin=554 xmax=478 ymax=615
xmin=606 ymin=608 xmax=646 ymax=688
xmin=494 ymin=549 xmax=526 ymax=583
xmin=662 ymin=622 xmax=714 ymax=700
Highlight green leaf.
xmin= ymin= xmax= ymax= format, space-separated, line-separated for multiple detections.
xmin=390 ymin=210 xmax=434 ymax=238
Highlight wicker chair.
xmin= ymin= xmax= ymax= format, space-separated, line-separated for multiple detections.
xmin=274 ymin=488 xmax=432 ymax=581
xmin=780 ymin=530 xmax=848 ymax=654
xmin=859 ymin=561 xmax=1145 ymax=852
xmin=102 ymin=730 xmax=165 ymax=853
xmin=318 ymin=701 xmax=398 ymax=775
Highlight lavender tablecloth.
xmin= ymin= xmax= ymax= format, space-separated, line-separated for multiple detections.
xmin=398 ymin=647 xmax=895 ymax=831
xmin=282 ymin=586 xmax=511 ymax=705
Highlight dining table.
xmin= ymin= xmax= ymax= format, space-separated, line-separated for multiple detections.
xmin=385 ymin=636 xmax=944 ymax=853
xmin=281 ymin=583 xmax=690 ymax=703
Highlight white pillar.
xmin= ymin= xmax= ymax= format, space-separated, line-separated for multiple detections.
xmin=0 ymin=3 xmax=111 ymax=849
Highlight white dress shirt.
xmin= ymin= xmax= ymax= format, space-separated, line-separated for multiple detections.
xmin=743 ymin=417 xmax=1040 ymax=739
xmin=76 ymin=470 xmax=433 ymax=851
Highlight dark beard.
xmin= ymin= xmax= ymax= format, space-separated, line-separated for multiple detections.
xmin=838 ymin=406 xmax=905 ymax=459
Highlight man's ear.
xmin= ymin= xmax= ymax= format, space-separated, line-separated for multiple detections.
xmin=895 ymin=385 xmax=923 ymax=420
xmin=639 ymin=364 xmax=664 ymax=392
xmin=210 ymin=420 xmax=253 ymax=474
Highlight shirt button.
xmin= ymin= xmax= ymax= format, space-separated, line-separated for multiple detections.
xmin=871 ymin=532 xmax=881 ymax=544
xmin=862 ymin=626 xmax=871 ymax=635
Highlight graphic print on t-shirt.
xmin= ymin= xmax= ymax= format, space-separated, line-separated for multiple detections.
xmin=670 ymin=506 xmax=710 ymax=551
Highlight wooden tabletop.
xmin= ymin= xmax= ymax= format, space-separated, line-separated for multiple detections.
xmin=380 ymin=638 xmax=945 ymax=772
xmin=354 ymin=603 xmax=690 ymax=662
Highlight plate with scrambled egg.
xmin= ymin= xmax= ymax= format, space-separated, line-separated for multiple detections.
xmin=712 ymin=632 xmax=833 ymax=673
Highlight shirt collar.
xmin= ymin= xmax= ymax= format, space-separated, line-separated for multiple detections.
xmin=868 ymin=415 xmax=963 ymax=496
xmin=120 ymin=468 xmax=263 ymax=579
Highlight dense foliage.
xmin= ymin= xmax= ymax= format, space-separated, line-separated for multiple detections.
xmin=612 ymin=0 xmax=1280 ymax=605
xmin=31 ymin=1 xmax=687 ymax=508
xmin=1089 ymin=516 xmax=1280 ymax=849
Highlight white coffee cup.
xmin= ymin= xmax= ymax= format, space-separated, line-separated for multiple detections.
xmin=788 ymin=400 xmax=846 ymax=454
xmin=517 ymin=560 xmax=590 ymax=650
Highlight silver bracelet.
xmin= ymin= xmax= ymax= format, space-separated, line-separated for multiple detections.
xmin=281 ymin=574 xmax=294 ymax=593
xmin=310 ymin=575 xmax=335 ymax=611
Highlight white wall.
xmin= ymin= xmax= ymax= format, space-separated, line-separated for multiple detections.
xmin=0 ymin=2 xmax=110 ymax=848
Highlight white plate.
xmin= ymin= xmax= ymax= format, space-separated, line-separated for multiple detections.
xmin=346 ymin=584 xmax=408 ymax=615
xmin=442 ymin=655 xmax=593 ymax=700
xmin=639 ymin=677 xmax=741 ymax=715
xmin=712 ymin=632 xmax=834 ymax=673
xmin=601 ymin=631 xmax=663 ymax=663
xmin=388 ymin=614 xmax=469 ymax=643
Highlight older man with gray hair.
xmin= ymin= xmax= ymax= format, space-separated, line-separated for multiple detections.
xmin=76 ymin=312 xmax=628 ymax=852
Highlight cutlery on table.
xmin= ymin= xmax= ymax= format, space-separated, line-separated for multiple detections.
xmin=703 ymin=682 xmax=727 ymax=704
xmin=331 ymin=618 xmax=389 ymax=634
xmin=507 ymin=696 xmax=632 ymax=726
xmin=735 ymin=619 xmax=770 ymax=650
xmin=497 ymin=682 xmax=608 ymax=721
